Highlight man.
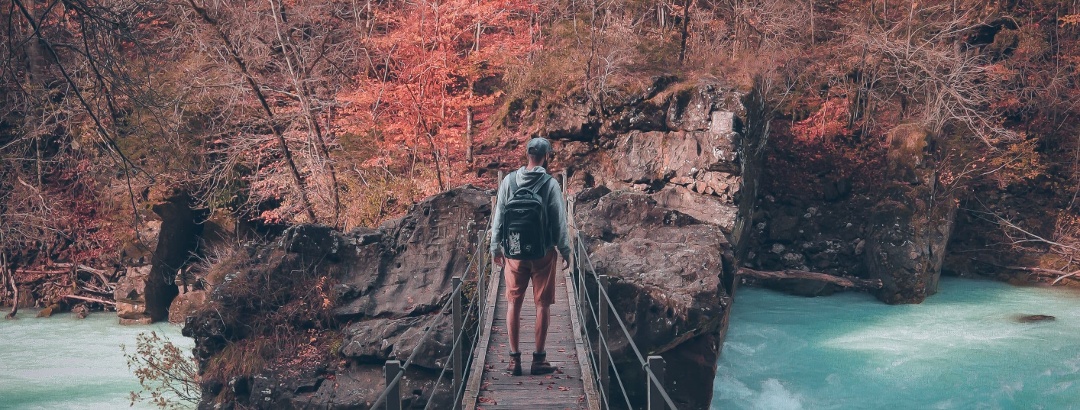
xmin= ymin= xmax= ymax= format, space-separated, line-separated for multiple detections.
xmin=490 ymin=137 xmax=571 ymax=376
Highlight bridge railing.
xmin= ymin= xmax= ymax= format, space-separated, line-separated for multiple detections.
xmin=369 ymin=209 xmax=495 ymax=410
xmin=565 ymin=178 xmax=679 ymax=410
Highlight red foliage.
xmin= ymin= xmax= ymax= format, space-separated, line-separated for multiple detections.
xmin=790 ymin=97 xmax=854 ymax=145
xmin=336 ymin=0 xmax=537 ymax=187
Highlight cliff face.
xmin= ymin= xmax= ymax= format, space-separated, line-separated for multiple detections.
xmin=183 ymin=77 xmax=764 ymax=409
xmin=183 ymin=186 xmax=491 ymax=409
xmin=537 ymin=78 xmax=763 ymax=409
xmin=574 ymin=188 xmax=733 ymax=409
xmin=742 ymin=124 xmax=958 ymax=304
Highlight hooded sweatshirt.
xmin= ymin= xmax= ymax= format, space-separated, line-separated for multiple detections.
xmin=489 ymin=166 xmax=571 ymax=260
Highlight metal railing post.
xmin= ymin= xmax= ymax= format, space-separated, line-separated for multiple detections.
xmin=647 ymin=356 xmax=666 ymax=410
xmin=477 ymin=232 xmax=486 ymax=325
xmin=577 ymin=244 xmax=588 ymax=357
xmin=562 ymin=172 xmax=572 ymax=274
xmin=384 ymin=360 xmax=401 ymax=410
xmin=452 ymin=276 xmax=463 ymax=410
xmin=598 ymin=275 xmax=610 ymax=408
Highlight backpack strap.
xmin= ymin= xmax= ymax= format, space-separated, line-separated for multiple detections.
xmin=529 ymin=174 xmax=553 ymax=195
xmin=507 ymin=170 xmax=519 ymax=194
xmin=507 ymin=171 xmax=551 ymax=195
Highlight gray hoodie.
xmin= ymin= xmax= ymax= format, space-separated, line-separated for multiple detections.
xmin=489 ymin=166 xmax=571 ymax=260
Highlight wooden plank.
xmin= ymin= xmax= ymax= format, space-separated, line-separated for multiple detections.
xmin=564 ymin=269 xmax=600 ymax=410
xmin=470 ymin=266 xmax=591 ymax=409
xmin=466 ymin=257 xmax=596 ymax=407
xmin=464 ymin=264 xmax=505 ymax=410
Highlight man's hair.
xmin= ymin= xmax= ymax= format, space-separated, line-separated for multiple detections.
xmin=527 ymin=152 xmax=546 ymax=164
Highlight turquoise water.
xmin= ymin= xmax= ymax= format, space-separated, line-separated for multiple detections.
xmin=714 ymin=277 xmax=1080 ymax=409
xmin=0 ymin=311 xmax=193 ymax=409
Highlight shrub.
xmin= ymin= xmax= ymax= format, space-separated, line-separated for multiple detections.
xmin=123 ymin=331 xmax=200 ymax=409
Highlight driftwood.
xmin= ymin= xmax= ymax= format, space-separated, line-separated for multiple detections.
xmin=1004 ymin=266 xmax=1080 ymax=285
xmin=738 ymin=267 xmax=883 ymax=290
xmin=53 ymin=263 xmax=113 ymax=286
xmin=15 ymin=269 xmax=68 ymax=276
xmin=63 ymin=294 xmax=116 ymax=305
xmin=52 ymin=263 xmax=108 ymax=275
xmin=78 ymin=284 xmax=115 ymax=296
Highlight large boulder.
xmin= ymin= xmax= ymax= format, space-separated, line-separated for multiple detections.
xmin=555 ymin=78 xmax=754 ymax=240
xmin=574 ymin=187 xmax=734 ymax=410
xmin=865 ymin=185 xmax=957 ymax=304
xmin=542 ymin=79 xmax=764 ymax=409
xmin=185 ymin=185 xmax=490 ymax=409
xmin=114 ymin=265 xmax=153 ymax=325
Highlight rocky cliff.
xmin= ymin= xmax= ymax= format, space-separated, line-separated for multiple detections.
xmin=530 ymin=77 xmax=764 ymax=409
xmin=183 ymin=186 xmax=491 ymax=409
xmin=741 ymin=123 xmax=958 ymax=304
xmin=183 ymin=77 xmax=765 ymax=409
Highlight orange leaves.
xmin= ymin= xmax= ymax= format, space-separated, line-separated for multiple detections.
xmin=335 ymin=0 xmax=535 ymax=197
xmin=790 ymin=97 xmax=854 ymax=145
xmin=1060 ymin=14 xmax=1080 ymax=27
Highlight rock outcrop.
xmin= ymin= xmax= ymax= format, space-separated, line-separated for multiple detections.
xmin=742 ymin=123 xmax=957 ymax=304
xmin=574 ymin=188 xmax=734 ymax=409
xmin=539 ymin=77 xmax=763 ymax=409
xmin=116 ymin=190 xmax=202 ymax=324
xmin=184 ymin=186 xmax=491 ymax=409
xmin=864 ymin=185 xmax=957 ymax=304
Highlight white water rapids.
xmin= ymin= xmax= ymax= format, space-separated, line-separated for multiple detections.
xmin=713 ymin=277 xmax=1080 ymax=409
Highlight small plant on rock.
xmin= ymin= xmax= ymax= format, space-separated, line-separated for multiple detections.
xmin=123 ymin=331 xmax=200 ymax=409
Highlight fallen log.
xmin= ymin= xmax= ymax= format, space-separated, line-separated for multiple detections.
xmin=62 ymin=294 xmax=116 ymax=305
xmin=15 ymin=269 xmax=68 ymax=276
xmin=77 ymin=284 xmax=115 ymax=296
xmin=52 ymin=263 xmax=113 ymax=285
xmin=738 ymin=268 xmax=883 ymax=290
xmin=52 ymin=263 xmax=109 ymax=276
xmin=1003 ymin=266 xmax=1080 ymax=285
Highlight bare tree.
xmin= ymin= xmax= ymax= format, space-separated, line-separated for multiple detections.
xmin=849 ymin=3 xmax=1017 ymax=146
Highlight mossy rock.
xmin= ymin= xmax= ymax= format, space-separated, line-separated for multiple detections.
xmin=36 ymin=304 xmax=61 ymax=318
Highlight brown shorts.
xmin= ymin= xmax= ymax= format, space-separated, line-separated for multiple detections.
xmin=504 ymin=249 xmax=558 ymax=306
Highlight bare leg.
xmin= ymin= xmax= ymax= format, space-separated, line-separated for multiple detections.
xmin=535 ymin=303 xmax=551 ymax=353
xmin=507 ymin=295 xmax=525 ymax=353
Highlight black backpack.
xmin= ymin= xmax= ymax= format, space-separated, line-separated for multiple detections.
xmin=500 ymin=172 xmax=553 ymax=260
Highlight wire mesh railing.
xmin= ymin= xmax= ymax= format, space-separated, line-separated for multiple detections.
xmin=566 ymin=193 xmax=680 ymax=410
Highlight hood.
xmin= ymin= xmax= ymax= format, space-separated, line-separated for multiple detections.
xmin=515 ymin=166 xmax=549 ymax=187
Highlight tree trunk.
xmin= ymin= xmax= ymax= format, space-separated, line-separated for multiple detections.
xmin=63 ymin=294 xmax=116 ymax=305
xmin=269 ymin=0 xmax=342 ymax=228
xmin=738 ymin=267 xmax=883 ymax=291
xmin=679 ymin=0 xmax=692 ymax=63
xmin=187 ymin=0 xmax=318 ymax=223
xmin=466 ymin=106 xmax=474 ymax=164
xmin=3 ymin=252 xmax=17 ymax=319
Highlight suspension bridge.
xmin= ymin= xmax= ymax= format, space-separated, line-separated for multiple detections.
xmin=368 ymin=174 xmax=680 ymax=410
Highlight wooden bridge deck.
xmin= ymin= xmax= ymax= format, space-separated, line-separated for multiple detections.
xmin=463 ymin=266 xmax=598 ymax=410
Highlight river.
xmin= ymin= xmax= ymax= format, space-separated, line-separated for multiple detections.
xmin=713 ymin=277 xmax=1080 ymax=409
xmin=2 ymin=277 xmax=1075 ymax=409
xmin=0 ymin=311 xmax=192 ymax=409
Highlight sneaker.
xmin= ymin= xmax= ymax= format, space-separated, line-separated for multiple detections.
xmin=507 ymin=351 xmax=522 ymax=376
xmin=531 ymin=351 xmax=557 ymax=375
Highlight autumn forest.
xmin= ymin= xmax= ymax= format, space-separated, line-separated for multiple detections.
xmin=3 ymin=0 xmax=1080 ymax=313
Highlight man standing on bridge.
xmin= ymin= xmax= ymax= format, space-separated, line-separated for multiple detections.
xmin=491 ymin=137 xmax=571 ymax=376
